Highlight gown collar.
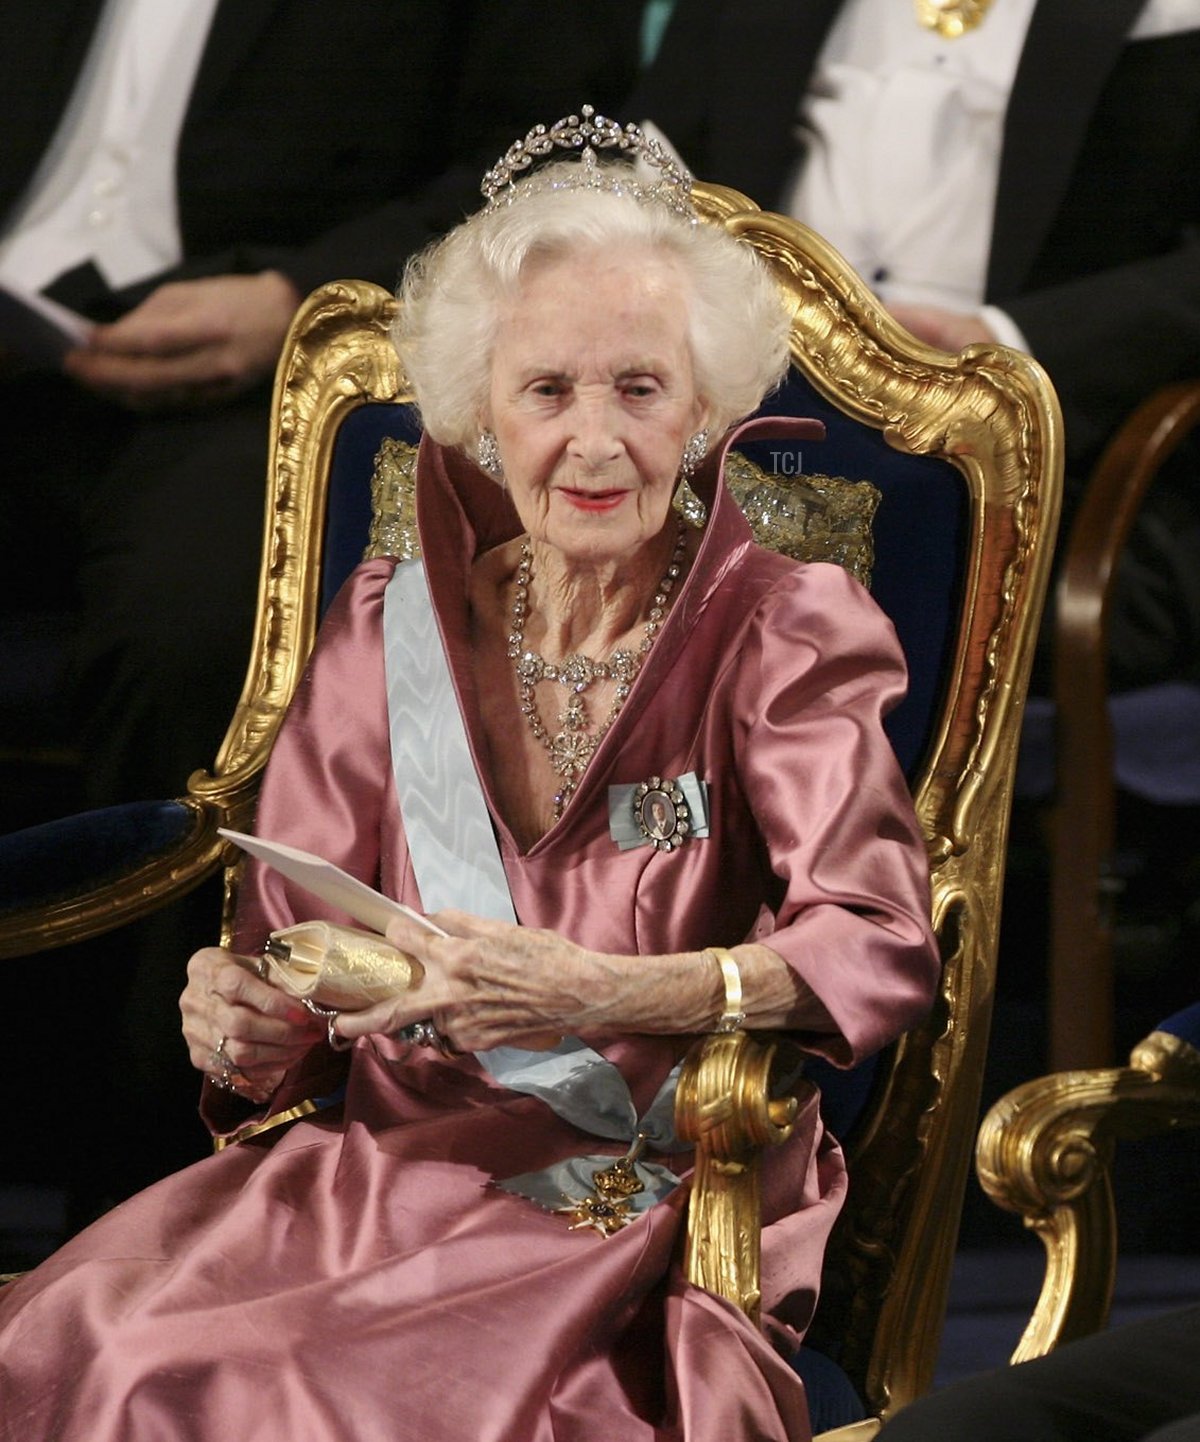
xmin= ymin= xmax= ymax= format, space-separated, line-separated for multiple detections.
xmin=411 ymin=415 xmax=825 ymax=850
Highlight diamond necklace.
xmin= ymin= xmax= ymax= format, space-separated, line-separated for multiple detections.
xmin=508 ymin=520 xmax=688 ymax=818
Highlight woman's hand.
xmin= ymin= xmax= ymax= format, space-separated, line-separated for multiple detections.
xmin=180 ymin=946 xmax=324 ymax=1103
xmin=332 ymin=913 xmax=820 ymax=1053
xmin=329 ymin=909 xmax=667 ymax=1052
xmin=331 ymin=913 xmax=604 ymax=1052
xmin=330 ymin=910 xmax=791 ymax=1052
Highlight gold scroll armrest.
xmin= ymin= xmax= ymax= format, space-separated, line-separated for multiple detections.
xmin=675 ymin=1030 xmax=801 ymax=1327
xmin=975 ymin=1026 xmax=1200 ymax=1362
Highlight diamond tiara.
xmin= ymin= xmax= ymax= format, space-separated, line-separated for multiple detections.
xmin=479 ymin=104 xmax=695 ymax=219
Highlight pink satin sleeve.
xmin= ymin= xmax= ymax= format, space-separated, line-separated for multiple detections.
xmin=231 ymin=557 xmax=404 ymax=951
xmin=203 ymin=559 xmax=406 ymax=1132
xmin=734 ymin=562 xmax=938 ymax=1065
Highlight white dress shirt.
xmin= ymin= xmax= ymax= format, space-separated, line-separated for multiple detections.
xmin=776 ymin=0 xmax=1200 ymax=349
xmin=0 ymin=0 xmax=219 ymax=294
xmin=1131 ymin=0 xmax=1200 ymax=38
xmin=781 ymin=0 xmax=1037 ymax=348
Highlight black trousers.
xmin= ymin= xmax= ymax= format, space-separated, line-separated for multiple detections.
xmin=3 ymin=371 xmax=272 ymax=1220
xmin=878 ymin=1307 xmax=1200 ymax=1442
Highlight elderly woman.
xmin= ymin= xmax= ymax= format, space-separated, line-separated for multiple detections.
xmin=0 ymin=114 xmax=938 ymax=1441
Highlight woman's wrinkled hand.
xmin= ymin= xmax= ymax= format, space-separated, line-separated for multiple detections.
xmin=180 ymin=946 xmax=324 ymax=1103
xmin=330 ymin=911 xmax=631 ymax=1054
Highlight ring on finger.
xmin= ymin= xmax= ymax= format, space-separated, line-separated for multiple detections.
xmin=396 ymin=1019 xmax=456 ymax=1056
xmin=207 ymin=1036 xmax=272 ymax=1100
xmin=298 ymin=996 xmax=354 ymax=1053
xmin=208 ymin=1033 xmax=243 ymax=1092
xmin=325 ymin=1012 xmax=353 ymax=1053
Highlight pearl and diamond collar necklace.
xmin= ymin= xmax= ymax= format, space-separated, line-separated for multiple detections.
xmin=507 ymin=520 xmax=689 ymax=817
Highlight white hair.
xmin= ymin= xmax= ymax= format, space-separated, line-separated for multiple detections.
xmin=392 ymin=162 xmax=791 ymax=459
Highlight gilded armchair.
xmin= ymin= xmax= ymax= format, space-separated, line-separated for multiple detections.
xmin=1 ymin=181 xmax=1062 ymax=1435
xmin=976 ymin=1001 xmax=1200 ymax=1362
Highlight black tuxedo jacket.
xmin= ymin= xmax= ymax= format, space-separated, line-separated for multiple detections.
xmin=2 ymin=0 xmax=644 ymax=310
xmin=632 ymin=0 xmax=1200 ymax=466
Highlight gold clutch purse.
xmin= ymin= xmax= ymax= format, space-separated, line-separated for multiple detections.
xmin=263 ymin=921 xmax=425 ymax=1009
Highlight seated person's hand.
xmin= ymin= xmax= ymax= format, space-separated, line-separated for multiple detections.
xmin=62 ymin=270 xmax=301 ymax=412
xmin=181 ymin=945 xmax=324 ymax=1103
xmin=332 ymin=911 xmax=618 ymax=1054
xmin=330 ymin=910 xmax=758 ymax=1053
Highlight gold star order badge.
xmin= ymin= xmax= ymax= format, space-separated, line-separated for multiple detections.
xmin=555 ymin=1138 xmax=648 ymax=1238
xmin=554 ymin=1194 xmax=636 ymax=1238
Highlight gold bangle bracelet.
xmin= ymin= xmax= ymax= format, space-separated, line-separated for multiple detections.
xmin=706 ymin=946 xmax=746 ymax=1032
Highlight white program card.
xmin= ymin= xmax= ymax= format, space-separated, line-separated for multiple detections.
xmin=218 ymin=828 xmax=449 ymax=938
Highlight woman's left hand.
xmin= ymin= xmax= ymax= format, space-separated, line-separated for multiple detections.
xmin=331 ymin=913 xmax=811 ymax=1052
xmin=333 ymin=911 xmax=639 ymax=1053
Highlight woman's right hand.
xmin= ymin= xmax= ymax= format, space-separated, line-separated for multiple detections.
xmin=180 ymin=946 xmax=324 ymax=1103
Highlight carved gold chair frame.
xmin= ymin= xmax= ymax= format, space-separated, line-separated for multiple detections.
xmin=1 ymin=183 xmax=1063 ymax=1435
xmin=977 ymin=1017 xmax=1200 ymax=1363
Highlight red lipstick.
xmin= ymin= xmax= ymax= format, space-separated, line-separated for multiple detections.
xmin=559 ymin=488 xmax=627 ymax=512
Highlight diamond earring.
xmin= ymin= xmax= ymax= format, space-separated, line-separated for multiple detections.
xmin=679 ymin=429 xmax=710 ymax=482
xmin=477 ymin=429 xmax=504 ymax=480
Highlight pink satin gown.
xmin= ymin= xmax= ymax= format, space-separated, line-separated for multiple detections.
xmin=0 ymin=432 xmax=938 ymax=1441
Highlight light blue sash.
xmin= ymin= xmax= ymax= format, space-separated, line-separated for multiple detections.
xmin=384 ymin=560 xmax=516 ymax=924
xmin=382 ymin=561 xmax=681 ymax=1205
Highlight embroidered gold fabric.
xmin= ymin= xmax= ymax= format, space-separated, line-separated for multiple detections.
xmin=263 ymin=920 xmax=423 ymax=1007
xmin=364 ymin=437 xmax=421 ymax=563
xmin=714 ymin=452 xmax=878 ymax=588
